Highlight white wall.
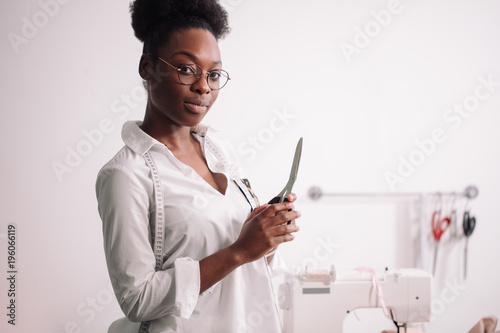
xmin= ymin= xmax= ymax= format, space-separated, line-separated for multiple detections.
xmin=1 ymin=0 xmax=499 ymax=332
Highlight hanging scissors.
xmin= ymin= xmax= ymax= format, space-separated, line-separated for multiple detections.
xmin=268 ymin=137 xmax=303 ymax=224
xmin=462 ymin=199 xmax=476 ymax=280
xmin=431 ymin=194 xmax=451 ymax=275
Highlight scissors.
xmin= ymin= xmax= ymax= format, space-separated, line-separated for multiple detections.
xmin=462 ymin=210 xmax=476 ymax=279
xmin=268 ymin=137 xmax=303 ymax=224
xmin=431 ymin=208 xmax=451 ymax=275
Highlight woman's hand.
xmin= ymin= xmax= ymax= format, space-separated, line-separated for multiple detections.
xmin=230 ymin=193 xmax=301 ymax=264
xmin=199 ymin=194 xmax=300 ymax=293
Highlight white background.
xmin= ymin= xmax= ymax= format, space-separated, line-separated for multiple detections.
xmin=1 ymin=0 xmax=499 ymax=332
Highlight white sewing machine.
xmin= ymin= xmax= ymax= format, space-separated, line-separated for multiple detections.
xmin=278 ymin=267 xmax=432 ymax=333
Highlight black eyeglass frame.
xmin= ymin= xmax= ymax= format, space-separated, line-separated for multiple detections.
xmin=149 ymin=54 xmax=231 ymax=90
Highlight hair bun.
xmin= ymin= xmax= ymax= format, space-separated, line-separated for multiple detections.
xmin=130 ymin=0 xmax=230 ymax=42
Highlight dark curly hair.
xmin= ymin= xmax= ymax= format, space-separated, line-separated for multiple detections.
xmin=130 ymin=0 xmax=230 ymax=55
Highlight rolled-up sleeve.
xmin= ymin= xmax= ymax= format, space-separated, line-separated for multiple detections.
xmin=96 ymin=164 xmax=200 ymax=322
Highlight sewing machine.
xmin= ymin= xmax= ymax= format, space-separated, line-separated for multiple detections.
xmin=278 ymin=267 xmax=432 ymax=333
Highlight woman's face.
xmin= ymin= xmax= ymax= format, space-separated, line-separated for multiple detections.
xmin=144 ymin=28 xmax=222 ymax=128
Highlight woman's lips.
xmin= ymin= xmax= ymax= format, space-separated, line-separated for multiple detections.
xmin=184 ymin=101 xmax=208 ymax=114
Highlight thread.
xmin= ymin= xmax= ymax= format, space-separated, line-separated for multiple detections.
xmin=305 ymin=269 xmax=329 ymax=279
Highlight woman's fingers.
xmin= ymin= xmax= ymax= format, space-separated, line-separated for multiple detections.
xmin=259 ymin=201 xmax=293 ymax=218
xmin=263 ymin=204 xmax=300 ymax=226
xmin=249 ymin=204 xmax=269 ymax=217
xmin=274 ymin=209 xmax=301 ymax=226
xmin=233 ymin=194 xmax=301 ymax=262
xmin=274 ymin=221 xmax=300 ymax=236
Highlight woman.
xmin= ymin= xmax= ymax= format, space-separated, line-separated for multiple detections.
xmin=95 ymin=0 xmax=301 ymax=332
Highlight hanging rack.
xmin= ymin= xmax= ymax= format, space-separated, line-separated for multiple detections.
xmin=307 ymin=185 xmax=479 ymax=201
xmin=306 ymin=184 xmax=479 ymax=271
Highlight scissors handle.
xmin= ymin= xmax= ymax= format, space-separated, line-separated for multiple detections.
xmin=268 ymin=196 xmax=292 ymax=225
xmin=463 ymin=211 xmax=476 ymax=237
xmin=431 ymin=211 xmax=451 ymax=241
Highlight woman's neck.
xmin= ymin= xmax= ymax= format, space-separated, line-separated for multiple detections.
xmin=140 ymin=115 xmax=195 ymax=153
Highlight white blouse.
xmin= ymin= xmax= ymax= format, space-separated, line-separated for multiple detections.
xmin=96 ymin=121 xmax=282 ymax=333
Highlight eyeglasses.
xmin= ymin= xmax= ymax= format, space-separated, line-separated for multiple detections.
xmin=154 ymin=55 xmax=231 ymax=90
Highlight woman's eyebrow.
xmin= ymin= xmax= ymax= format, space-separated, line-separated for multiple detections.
xmin=172 ymin=50 xmax=222 ymax=65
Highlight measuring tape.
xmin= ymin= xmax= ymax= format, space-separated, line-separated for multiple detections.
xmin=138 ymin=151 xmax=165 ymax=333
xmin=137 ymin=136 xmax=258 ymax=332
